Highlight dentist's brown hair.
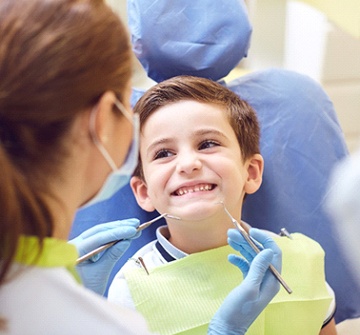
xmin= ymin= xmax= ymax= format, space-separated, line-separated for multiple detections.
xmin=0 ymin=0 xmax=132 ymax=286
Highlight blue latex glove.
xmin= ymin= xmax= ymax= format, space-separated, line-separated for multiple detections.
xmin=208 ymin=228 xmax=281 ymax=335
xmin=68 ymin=218 xmax=140 ymax=295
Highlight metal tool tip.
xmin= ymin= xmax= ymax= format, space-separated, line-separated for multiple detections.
xmin=164 ymin=214 xmax=181 ymax=220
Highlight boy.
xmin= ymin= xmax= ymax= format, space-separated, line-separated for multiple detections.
xmin=108 ymin=76 xmax=336 ymax=334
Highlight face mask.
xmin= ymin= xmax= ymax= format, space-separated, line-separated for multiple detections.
xmin=80 ymin=100 xmax=139 ymax=209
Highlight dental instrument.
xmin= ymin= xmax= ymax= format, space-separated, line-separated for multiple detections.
xmin=138 ymin=257 xmax=149 ymax=275
xmin=279 ymin=227 xmax=293 ymax=239
xmin=220 ymin=203 xmax=293 ymax=294
xmin=76 ymin=213 xmax=180 ymax=265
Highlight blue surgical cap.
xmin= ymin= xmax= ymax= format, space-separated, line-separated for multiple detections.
xmin=127 ymin=0 xmax=252 ymax=82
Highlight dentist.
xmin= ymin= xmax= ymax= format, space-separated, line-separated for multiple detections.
xmin=0 ymin=1 xmax=281 ymax=334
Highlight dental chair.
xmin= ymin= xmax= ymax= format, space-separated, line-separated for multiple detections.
xmin=71 ymin=0 xmax=360 ymax=324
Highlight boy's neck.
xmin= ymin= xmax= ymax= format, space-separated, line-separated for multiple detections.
xmin=165 ymin=213 xmax=235 ymax=254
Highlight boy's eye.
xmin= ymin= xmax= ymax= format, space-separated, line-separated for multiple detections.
xmin=154 ymin=149 xmax=174 ymax=160
xmin=199 ymin=140 xmax=219 ymax=150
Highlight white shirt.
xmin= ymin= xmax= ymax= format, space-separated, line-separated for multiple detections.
xmin=0 ymin=234 xmax=153 ymax=335
xmin=0 ymin=264 xmax=152 ymax=335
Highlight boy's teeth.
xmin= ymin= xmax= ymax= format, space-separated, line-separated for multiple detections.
xmin=176 ymin=184 xmax=213 ymax=196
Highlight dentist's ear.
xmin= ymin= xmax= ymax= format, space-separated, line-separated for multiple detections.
xmin=244 ymin=154 xmax=264 ymax=194
xmin=130 ymin=176 xmax=156 ymax=212
xmin=92 ymin=91 xmax=118 ymax=143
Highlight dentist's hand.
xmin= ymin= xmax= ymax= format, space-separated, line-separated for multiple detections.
xmin=208 ymin=228 xmax=281 ymax=335
xmin=68 ymin=219 xmax=140 ymax=295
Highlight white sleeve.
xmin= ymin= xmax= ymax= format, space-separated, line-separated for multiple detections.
xmin=323 ymin=282 xmax=336 ymax=327
xmin=108 ymin=265 xmax=137 ymax=310
xmin=108 ymin=240 xmax=158 ymax=309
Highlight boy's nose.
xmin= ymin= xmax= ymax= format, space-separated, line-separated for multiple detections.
xmin=176 ymin=151 xmax=202 ymax=174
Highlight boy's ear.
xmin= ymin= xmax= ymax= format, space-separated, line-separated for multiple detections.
xmin=244 ymin=154 xmax=264 ymax=194
xmin=130 ymin=176 xmax=156 ymax=212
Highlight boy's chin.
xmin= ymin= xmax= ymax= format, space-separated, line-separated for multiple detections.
xmin=171 ymin=201 xmax=224 ymax=222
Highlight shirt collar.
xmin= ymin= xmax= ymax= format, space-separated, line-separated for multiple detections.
xmin=155 ymin=226 xmax=188 ymax=262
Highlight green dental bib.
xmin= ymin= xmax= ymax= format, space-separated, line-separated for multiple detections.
xmin=125 ymin=233 xmax=332 ymax=335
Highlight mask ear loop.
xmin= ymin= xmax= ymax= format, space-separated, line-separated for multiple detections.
xmin=114 ymin=100 xmax=133 ymax=123
xmin=89 ymin=106 xmax=118 ymax=172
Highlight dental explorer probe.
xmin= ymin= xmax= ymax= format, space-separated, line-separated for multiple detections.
xmin=76 ymin=213 xmax=180 ymax=265
xmin=220 ymin=203 xmax=293 ymax=294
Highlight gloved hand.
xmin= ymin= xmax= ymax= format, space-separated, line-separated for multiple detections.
xmin=208 ymin=228 xmax=281 ymax=335
xmin=68 ymin=218 xmax=140 ymax=295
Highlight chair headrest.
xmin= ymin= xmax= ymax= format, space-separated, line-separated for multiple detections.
xmin=127 ymin=0 xmax=252 ymax=82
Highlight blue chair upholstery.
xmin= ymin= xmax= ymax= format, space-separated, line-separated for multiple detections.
xmin=227 ymin=69 xmax=355 ymax=323
xmin=71 ymin=0 xmax=360 ymax=322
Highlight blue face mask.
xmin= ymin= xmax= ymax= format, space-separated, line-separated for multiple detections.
xmin=80 ymin=100 xmax=139 ymax=209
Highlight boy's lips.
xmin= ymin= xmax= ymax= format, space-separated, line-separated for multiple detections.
xmin=172 ymin=183 xmax=216 ymax=196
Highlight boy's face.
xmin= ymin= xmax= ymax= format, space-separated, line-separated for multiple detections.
xmin=131 ymin=100 xmax=263 ymax=222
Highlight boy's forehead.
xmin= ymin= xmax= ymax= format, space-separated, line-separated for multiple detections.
xmin=141 ymin=99 xmax=231 ymax=131
xmin=144 ymin=100 xmax=228 ymax=121
xmin=140 ymin=102 xmax=237 ymax=146
xmin=141 ymin=101 xmax=229 ymax=132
